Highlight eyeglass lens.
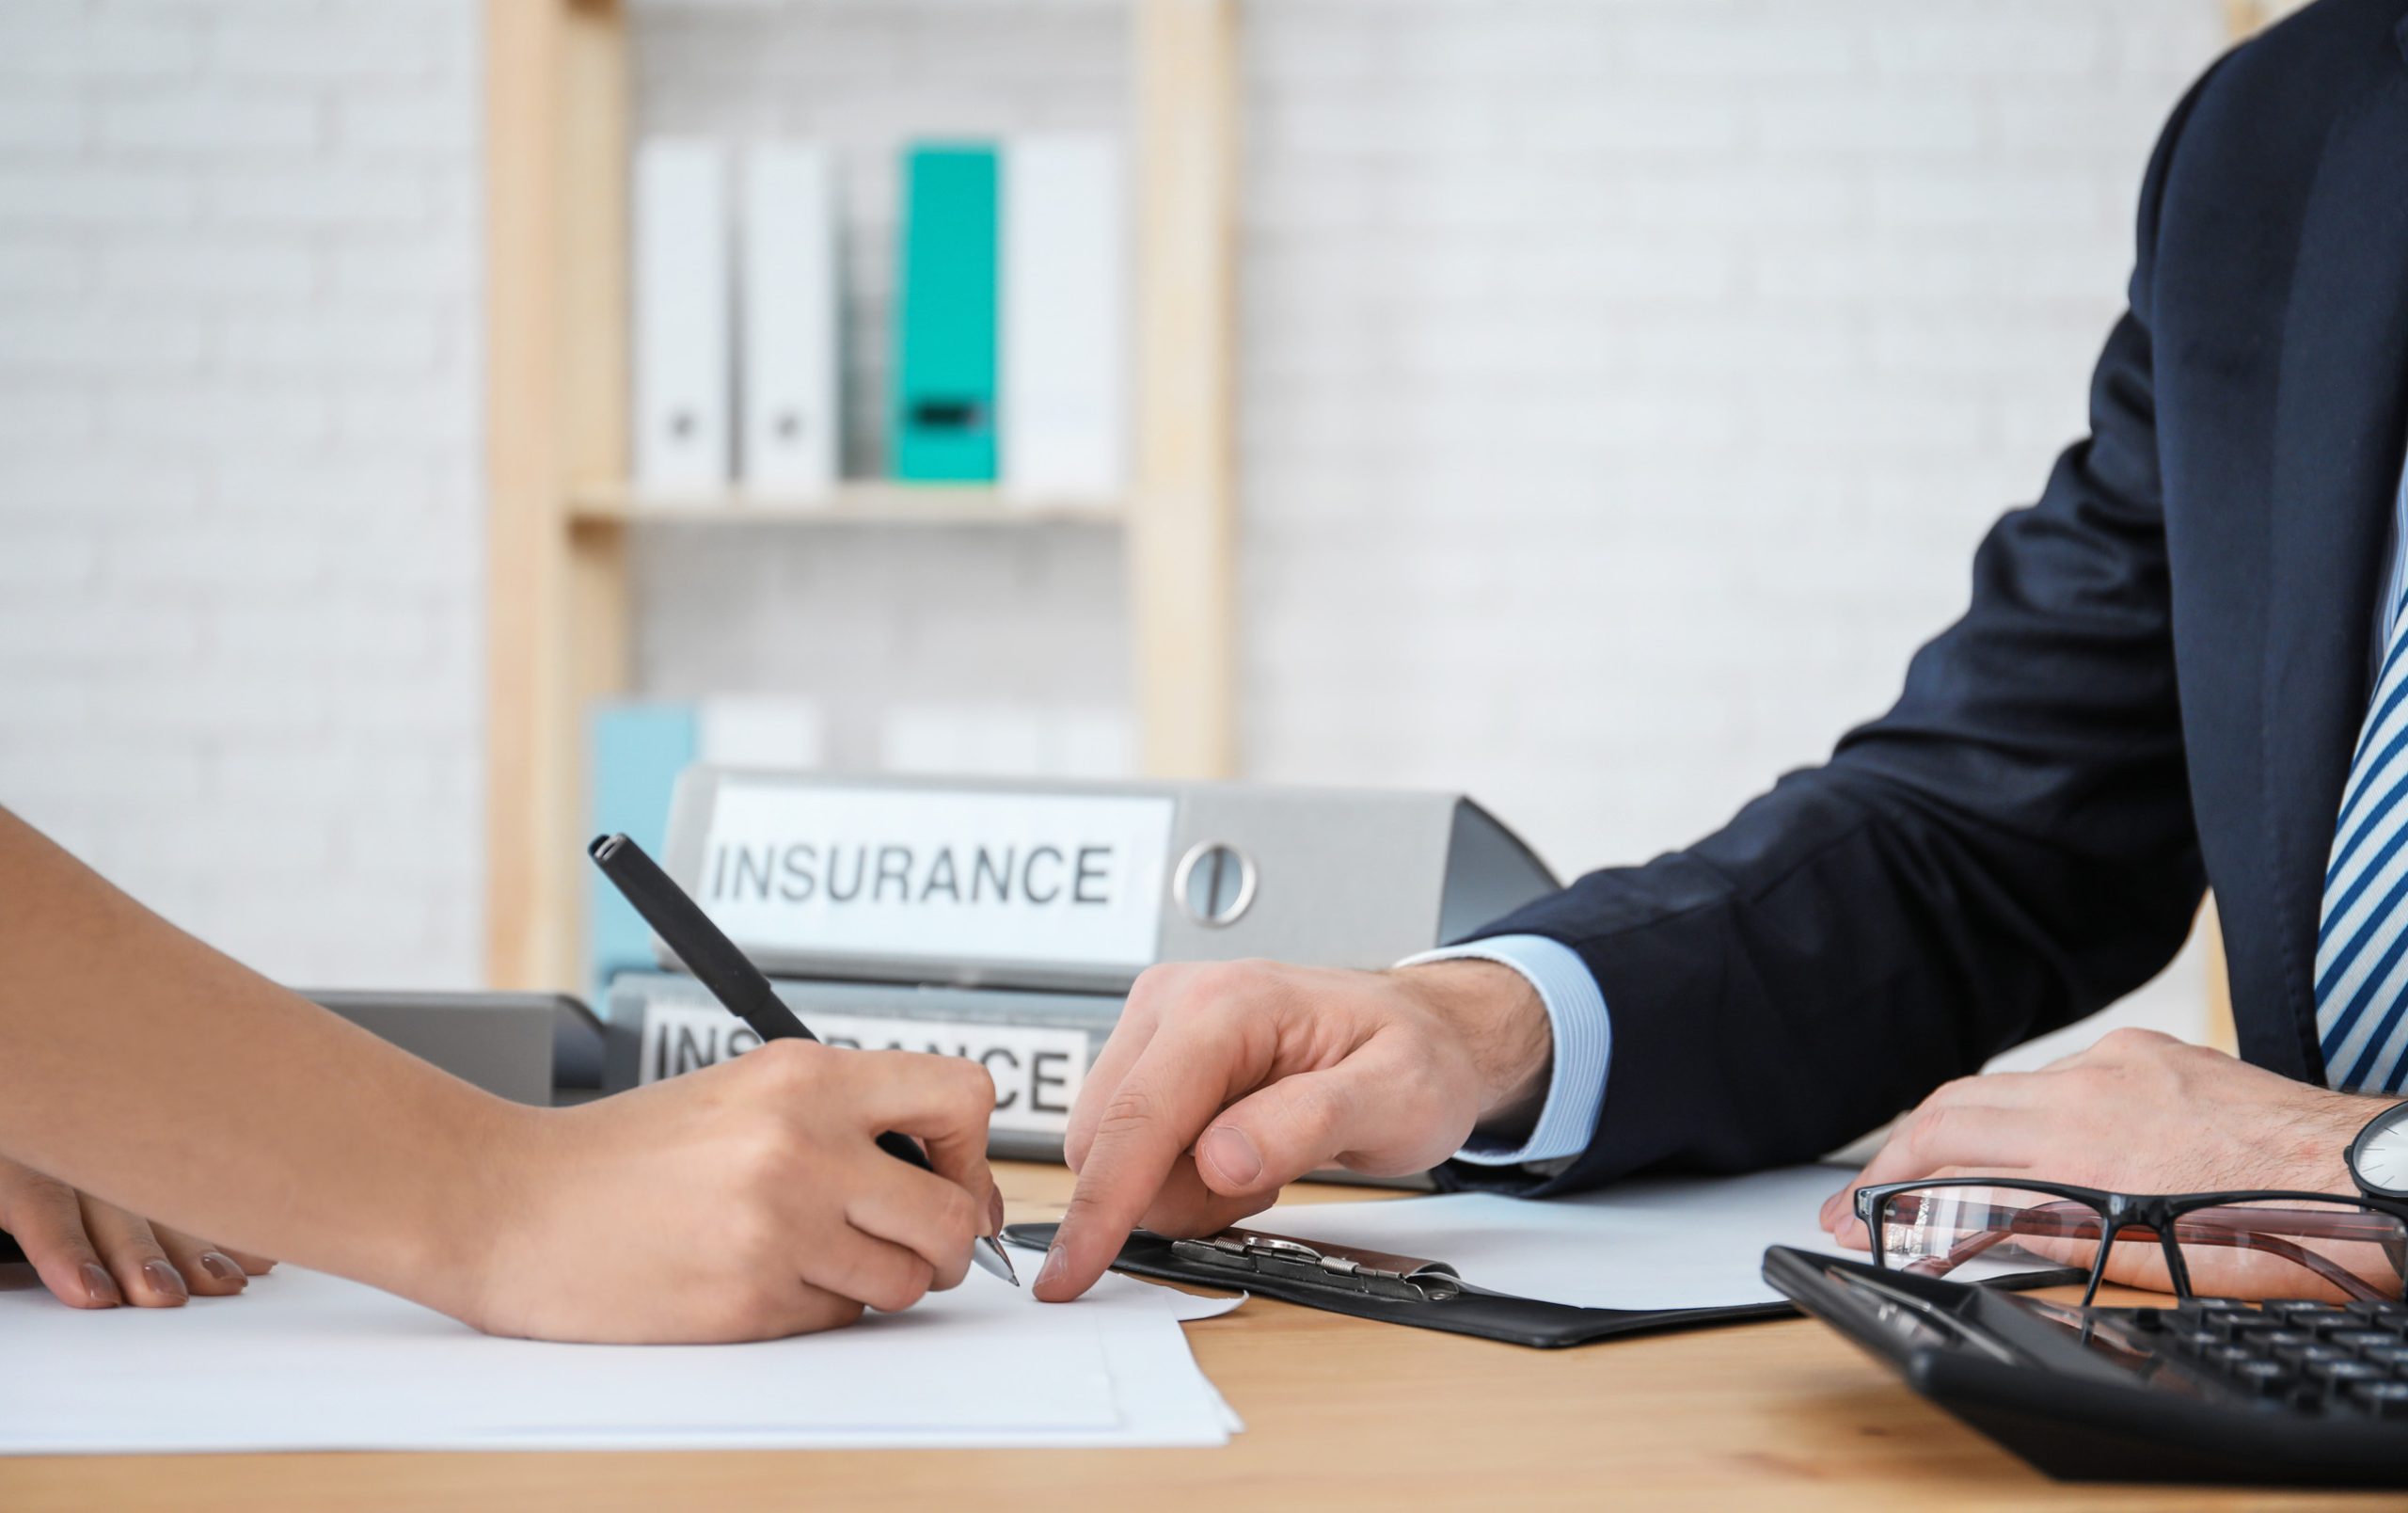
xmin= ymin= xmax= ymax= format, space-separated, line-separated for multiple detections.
xmin=1876 ymin=1187 xmax=2108 ymax=1286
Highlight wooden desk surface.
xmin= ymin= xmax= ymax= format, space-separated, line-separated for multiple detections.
xmin=2 ymin=1162 xmax=2399 ymax=1512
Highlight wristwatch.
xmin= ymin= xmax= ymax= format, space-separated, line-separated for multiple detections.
xmin=2346 ymin=1101 xmax=2408 ymax=1201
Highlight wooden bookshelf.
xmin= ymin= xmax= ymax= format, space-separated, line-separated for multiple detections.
xmin=2226 ymin=0 xmax=2314 ymax=37
xmin=564 ymin=483 xmax=1126 ymax=529
xmin=482 ymin=0 xmax=1239 ymax=991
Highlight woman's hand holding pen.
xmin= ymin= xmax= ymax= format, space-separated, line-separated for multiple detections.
xmin=0 ymin=1036 xmax=1005 ymax=1345
xmin=0 ymin=809 xmax=1004 ymax=1345
xmin=455 ymin=1041 xmax=1006 ymax=1344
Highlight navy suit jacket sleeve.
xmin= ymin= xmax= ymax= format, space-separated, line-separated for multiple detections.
xmin=1465 ymin=70 xmax=2225 ymax=1196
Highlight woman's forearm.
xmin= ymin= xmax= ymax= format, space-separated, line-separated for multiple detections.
xmin=0 ymin=808 xmax=1006 ymax=1343
xmin=0 ymin=808 xmax=523 ymax=1316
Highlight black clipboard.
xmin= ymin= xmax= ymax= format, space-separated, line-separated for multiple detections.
xmin=1006 ymin=1220 xmax=1786 ymax=1348
xmin=1003 ymin=1221 xmax=2087 ymax=1350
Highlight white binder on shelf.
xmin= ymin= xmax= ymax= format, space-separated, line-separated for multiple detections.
xmin=633 ymin=138 xmax=732 ymax=493
xmin=699 ymin=693 xmax=827 ymax=771
xmin=1001 ymin=135 xmax=1127 ymax=503
xmin=739 ymin=143 xmax=840 ymax=495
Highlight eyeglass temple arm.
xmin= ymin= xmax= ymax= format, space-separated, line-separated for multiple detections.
xmin=2165 ymin=1210 xmax=2394 ymax=1304
xmin=1933 ymin=1204 xmax=2395 ymax=1304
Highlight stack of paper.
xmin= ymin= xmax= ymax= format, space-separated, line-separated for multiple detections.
xmin=0 ymin=1261 xmax=1239 ymax=1455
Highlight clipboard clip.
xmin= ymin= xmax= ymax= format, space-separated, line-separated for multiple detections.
xmin=1169 ymin=1227 xmax=1464 ymax=1302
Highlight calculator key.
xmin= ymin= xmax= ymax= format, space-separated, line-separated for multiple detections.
xmin=2280 ymin=1307 xmax=2357 ymax=1333
xmin=2362 ymin=1345 xmax=2408 ymax=1371
xmin=2343 ymin=1299 xmax=2408 ymax=1321
xmin=2165 ymin=1327 xmax=2223 ymax=1351
xmin=2241 ymin=1328 xmax=2315 ymax=1349
xmin=2350 ymin=1380 xmax=2408 ymax=1418
xmin=2309 ymin=1359 xmax=2391 ymax=1386
xmin=2275 ymin=1344 xmax=2352 ymax=1367
xmin=2326 ymin=1329 xmax=2400 ymax=1353
xmin=2227 ymin=1360 xmax=2294 ymax=1394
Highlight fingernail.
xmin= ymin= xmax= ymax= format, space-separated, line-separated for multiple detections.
xmin=80 ymin=1262 xmax=121 ymax=1308
xmin=1200 ymin=1124 xmax=1262 ymax=1187
xmin=988 ymin=1186 xmax=1006 ymax=1236
xmin=198 ymin=1251 xmax=245 ymax=1284
xmin=142 ymin=1258 xmax=188 ymax=1303
xmin=1036 ymin=1244 xmax=1069 ymax=1294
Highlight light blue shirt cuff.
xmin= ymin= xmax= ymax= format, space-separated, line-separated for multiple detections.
xmin=1395 ymin=933 xmax=1610 ymax=1167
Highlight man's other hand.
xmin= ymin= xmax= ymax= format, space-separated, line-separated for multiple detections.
xmin=1818 ymin=1027 xmax=2379 ymax=1247
xmin=1034 ymin=959 xmax=1552 ymax=1301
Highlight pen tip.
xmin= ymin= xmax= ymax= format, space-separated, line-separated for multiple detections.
xmin=978 ymin=1235 xmax=1021 ymax=1287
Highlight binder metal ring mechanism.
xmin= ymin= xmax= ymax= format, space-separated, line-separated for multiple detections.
xmin=1001 ymin=1221 xmax=1806 ymax=1349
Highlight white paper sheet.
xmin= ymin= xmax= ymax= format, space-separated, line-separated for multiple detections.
xmin=1244 ymin=1164 xmax=2035 ymax=1312
xmin=0 ymin=1262 xmax=1239 ymax=1455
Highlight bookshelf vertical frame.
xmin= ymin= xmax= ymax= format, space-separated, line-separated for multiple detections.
xmin=482 ymin=0 xmax=1242 ymax=990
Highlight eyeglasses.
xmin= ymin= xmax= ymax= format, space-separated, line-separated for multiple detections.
xmin=1853 ymin=1179 xmax=2408 ymax=1307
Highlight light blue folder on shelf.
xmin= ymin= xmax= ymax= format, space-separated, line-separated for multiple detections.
xmin=892 ymin=143 xmax=999 ymax=482
xmin=587 ymin=702 xmax=698 ymax=1008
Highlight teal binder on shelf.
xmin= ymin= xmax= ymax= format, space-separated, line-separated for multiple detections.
xmin=891 ymin=144 xmax=999 ymax=482
xmin=586 ymin=702 xmax=698 ymax=1008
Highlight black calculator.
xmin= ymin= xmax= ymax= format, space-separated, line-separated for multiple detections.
xmin=1764 ymin=1245 xmax=2408 ymax=1486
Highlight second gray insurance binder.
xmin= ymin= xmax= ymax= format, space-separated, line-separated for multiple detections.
xmin=658 ymin=770 xmax=1560 ymax=994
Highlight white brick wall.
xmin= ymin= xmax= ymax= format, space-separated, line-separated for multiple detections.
xmin=4 ymin=0 xmax=2232 ymax=1054
xmin=0 ymin=0 xmax=483 ymax=987
xmin=1235 ymin=0 xmax=2228 ymax=1058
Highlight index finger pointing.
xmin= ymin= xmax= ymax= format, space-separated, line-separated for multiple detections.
xmin=1064 ymin=988 xmax=1164 ymax=1173
xmin=1037 ymin=1033 xmax=1248 ymax=1302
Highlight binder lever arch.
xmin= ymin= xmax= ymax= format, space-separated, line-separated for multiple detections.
xmin=1169 ymin=1229 xmax=1463 ymax=1303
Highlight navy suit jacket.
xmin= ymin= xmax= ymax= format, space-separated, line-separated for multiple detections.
xmin=1476 ymin=0 xmax=2408 ymax=1194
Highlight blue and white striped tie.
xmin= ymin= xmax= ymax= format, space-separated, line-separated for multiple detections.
xmin=2318 ymin=543 xmax=2408 ymax=1091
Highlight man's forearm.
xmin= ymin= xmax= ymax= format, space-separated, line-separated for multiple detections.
xmin=0 ymin=810 xmax=522 ymax=1315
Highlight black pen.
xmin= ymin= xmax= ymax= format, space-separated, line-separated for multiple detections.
xmin=587 ymin=832 xmax=1020 ymax=1286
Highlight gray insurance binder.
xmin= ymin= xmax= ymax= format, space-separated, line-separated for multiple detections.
xmin=657 ymin=770 xmax=1560 ymax=995
xmin=606 ymin=969 xmax=1112 ymax=1162
xmin=605 ymin=967 xmax=1434 ymax=1185
xmin=306 ymin=991 xmax=606 ymax=1106
xmin=626 ymin=772 xmax=1557 ymax=1174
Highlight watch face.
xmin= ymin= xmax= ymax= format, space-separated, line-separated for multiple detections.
xmin=2352 ymin=1103 xmax=2408 ymax=1197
